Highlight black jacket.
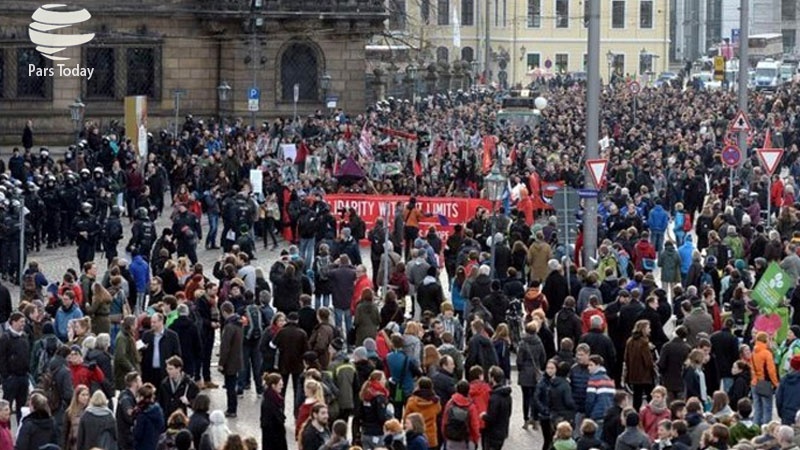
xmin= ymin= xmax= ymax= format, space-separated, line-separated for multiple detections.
xmin=0 ymin=283 xmax=11 ymax=325
xmin=158 ymin=374 xmax=200 ymax=419
xmin=548 ymin=376 xmax=576 ymax=423
xmin=481 ymin=291 xmax=509 ymax=330
xmin=169 ymin=316 xmax=203 ymax=368
xmin=431 ymin=369 xmax=456 ymax=406
xmin=580 ymin=330 xmax=617 ymax=375
xmin=542 ymin=271 xmax=569 ymax=319
xmin=555 ymin=308 xmax=583 ymax=346
xmin=466 ymin=334 xmax=499 ymax=374
xmin=76 ymin=405 xmax=117 ymax=450
xmin=482 ymin=385 xmax=512 ymax=442
xmin=261 ymin=389 xmax=287 ymax=450
xmin=602 ymin=405 xmax=625 ymax=449
xmin=657 ymin=338 xmax=692 ymax=392
xmin=0 ymin=328 xmax=30 ymax=377
xmin=273 ymin=273 xmax=302 ymax=314
xmin=116 ymin=388 xmax=137 ymax=450
xmin=188 ymin=412 xmax=210 ymax=450
xmin=15 ymin=410 xmax=58 ymax=450
xmin=710 ymin=328 xmax=740 ymax=379
xmin=639 ymin=307 xmax=669 ymax=351
xmin=141 ymin=328 xmax=182 ymax=373
xmin=728 ymin=367 xmax=751 ymax=412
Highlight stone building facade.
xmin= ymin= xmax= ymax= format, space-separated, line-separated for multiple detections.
xmin=0 ymin=0 xmax=386 ymax=145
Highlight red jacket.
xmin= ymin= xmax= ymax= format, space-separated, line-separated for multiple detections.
xmin=468 ymin=380 xmax=491 ymax=429
xmin=441 ymin=393 xmax=482 ymax=444
xmin=639 ymin=403 xmax=671 ymax=441
xmin=633 ymin=239 xmax=656 ymax=271
xmin=58 ymin=284 xmax=84 ymax=307
xmin=581 ymin=308 xmax=606 ymax=334
xmin=351 ymin=274 xmax=372 ymax=315
xmin=69 ymin=363 xmax=104 ymax=388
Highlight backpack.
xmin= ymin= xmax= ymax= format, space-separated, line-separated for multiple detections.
xmin=244 ymin=304 xmax=263 ymax=341
xmin=32 ymin=335 xmax=59 ymax=382
xmin=683 ymin=213 xmax=693 ymax=232
xmin=38 ymin=368 xmax=62 ymax=413
xmin=298 ymin=213 xmax=316 ymax=239
xmin=315 ymin=255 xmax=331 ymax=282
xmin=444 ymin=402 xmax=472 ymax=441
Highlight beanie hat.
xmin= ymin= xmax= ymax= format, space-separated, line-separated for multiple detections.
xmin=353 ymin=346 xmax=368 ymax=362
xmin=363 ymin=338 xmax=377 ymax=353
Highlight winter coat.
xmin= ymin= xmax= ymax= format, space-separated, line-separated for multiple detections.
xmin=555 ymin=308 xmax=583 ymax=346
xmin=710 ymin=328 xmax=740 ymax=379
xmin=273 ymin=322 xmax=308 ymax=375
xmin=517 ymin=334 xmax=546 ymax=387
xmin=580 ymin=330 xmax=617 ymax=374
xmin=354 ymin=300 xmax=380 ymax=347
xmin=169 ymin=316 xmax=202 ymax=373
xmin=432 ymin=369 xmax=456 ymax=407
xmin=157 ymin=374 xmax=199 ymax=419
xmin=543 ymin=270 xmax=569 ymax=320
xmin=569 ymin=364 xmax=590 ymax=412
xmin=776 ymin=370 xmax=800 ymax=424
xmin=219 ymin=315 xmax=244 ymax=376
xmin=15 ymin=411 xmax=58 ymax=450
xmin=625 ymin=333 xmax=655 ymax=385
xmin=640 ymin=403 xmax=671 ymax=441
xmin=481 ymin=385 xmax=512 ymax=442
xmin=658 ymin=243 xmax=682 ymax=283
xmin=309 ymin=322 xmax=337 ymax=369
xmin=187 ymin=412 xmax=210 ymax=450
xmin=586 ymin=368 xmax=615 ymax=421
xmin=329 ymin=264 xmax=357 ymax=311
xmin=77 ymin=405 xmax=117 ymax=450
xmin=657 ymin=337 xmax=691 ymax=392
xmin=683 ymin=309 xmax=713 ymax=348
xmin=465 ymin=334 xmax=499 ymax=374
xmin=406 ymin=432 xmax=428 ymax=450
xmin=441 ymin=393 xmax=482 ymax=444
xmin=549 ymin=376 xmax=576 ymax=423
xmin=535 ymin=375 xmax=554 ymax=419
xmin=615 ymin=427 xmax=652 ymax=450
xmin=403 ymin=390 xmax=442 ymax=447
xmin=133 ymin=403 xmax=165 ymax=450
xmin=113 ymin=330 xmax=141 ymax=390
xmin=728 ymin=368 xmax=751 ymax=412
xmin=55 ymin=303 xmax=84 ymax=342
xmin=527 ymin=241 xmax=553 ymax=283
xmin=751 ymin=340 xmax=779 ymax=388
xmin=416 ymin=276 xmax=444 ymax=316
xmin=261 ymin=388 xmax=287 ymax=450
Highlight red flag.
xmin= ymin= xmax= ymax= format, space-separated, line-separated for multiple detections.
xmin=764 ymin=128 xmax=772 ymax=148
xmin=344 ymin=124 xmax=352 ymax=140
xmin=413 ymin=159 xmax=422 ymax=177
xmin=509 ymin=144 xmax=517 ymax=163
xmin=482 ymin=135 xmax=496 ymax=174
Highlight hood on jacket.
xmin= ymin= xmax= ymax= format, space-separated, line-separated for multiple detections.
xmin=422 ymin=275 xmax=438 ymax=286
xmin=450 ymin=393 xmax=473 ymax=407
xmin=411 ymin=388 xmax=439 ymax=404
xmin=224 ymin=314 xmax=243 ymax=327
xmin=22 ymin=410 xmax=54 ymax=429
xmin=491 ymin=385 xmax=512 ymax=398
xmin=782 ymin=371 xmax=800 ymax=387
xmin=85 ymin=405 xmax=113 ymax=417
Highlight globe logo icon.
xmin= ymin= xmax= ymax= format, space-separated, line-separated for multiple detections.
xmin=29 ymin=4 xmax=95 ymax=61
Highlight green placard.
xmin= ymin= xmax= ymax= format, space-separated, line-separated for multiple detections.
xmin=751 ymin=262 xmax=792 ymax=312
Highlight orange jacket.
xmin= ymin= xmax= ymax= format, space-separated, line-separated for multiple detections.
xmin=404 ymin=392 xmax=442 ymax=447
xmin=751 ymin=341 xmax=779 ymax=387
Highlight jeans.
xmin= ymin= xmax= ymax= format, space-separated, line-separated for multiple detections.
xmin=315 ymin=294 xmax=331 ymax=309
xmin=224 ymin=374 xmax=238 ymax=414
xmin=207 ymin=213 xmax=219 ymax=248
xmin=136 ymin=292 xmax=147 ymax=315
xmin=110 ymin=323 xmax=120 ymax=353
xmin=675 ymin=230 xmax=686 ymax=246
xmin=2 ymin=374 xmax=29 ymax=423
xmin=334 ymin=308 xmax=353 ymax=342
xmin=238 ymin=340 xmax=263 ymax=393
xmin=752 ymin=388 xmax=773 ymax=426
xmin=721 ymin=377 xmax=733 ymax=393
xmin=299 ymin=237 xmax=316 ymax=270
xmin=521 ymin=386 xmax=535 ymax=422
xmin=650 ymin=230 xmax=665 ymax=253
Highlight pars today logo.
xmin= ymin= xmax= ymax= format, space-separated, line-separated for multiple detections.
xmin=28 ymin=3 xmax=96 ymax=79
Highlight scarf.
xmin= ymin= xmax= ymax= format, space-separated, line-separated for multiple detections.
xmin=649 ymin=398 xmax=668 ymax=415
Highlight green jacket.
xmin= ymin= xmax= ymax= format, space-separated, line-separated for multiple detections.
xmin=113 ymin=329 xmax=141 ymax=390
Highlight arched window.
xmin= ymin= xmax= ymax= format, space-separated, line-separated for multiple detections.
xmin=461 ymin=47 xmax=474 ymax=62
xmin=436 ymin=46 xmax=449 ymax=63
xmin=280 ymin=42 xmax=319 ymax=102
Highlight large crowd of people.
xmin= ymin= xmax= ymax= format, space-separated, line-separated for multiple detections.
xmin=1 ymin=70 xmax=800 ymax=450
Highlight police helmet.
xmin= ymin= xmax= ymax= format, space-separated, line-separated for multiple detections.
xmin=81 ymin=202 xmax=93 ymax=212
xmin=80 ymin=168 xmax=90 ymax=175
xmin=110 ymin=205 xmax=122 ymax=217
xmin=11 ymin=199 xmax=21 ymax=209
xmin=135 ymin=207 xmax=149 ymax=220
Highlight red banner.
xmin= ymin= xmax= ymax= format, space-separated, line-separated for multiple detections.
xmin=326 ymin=194 xmax=493 ymax=239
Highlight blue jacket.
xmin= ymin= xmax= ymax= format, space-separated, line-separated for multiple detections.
xmin=569 ymin=363 xmax=590 ymax=411
xmin=133 ymin=403 xmax=165 ymax=450
xmin=776 ymin=371 xmax=800 ymax=425
xmin=534 ymin=375 xmax=553 ymax=419
xmin=585 ymin=367 xmax=615 ymax=420
xmin=406 ymin=432 xmax=429 ymax=450
xmin=450 ymin=279 xmax=466 ymax=313
xmin=648 ymin=206 xmax=669 ymax=232
xmin=129 ymin=255 xmax=150 ymax=292
xmin=54 ymin=303 xmax=84 ymax=342
xmin=387 ymin=350 xmax=418 ymax=396
xmin=678 ymin=238 xmax=695 ymax=274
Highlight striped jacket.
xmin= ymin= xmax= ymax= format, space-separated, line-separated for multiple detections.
xmin=585 ymin=367 xmax=615 ymax=420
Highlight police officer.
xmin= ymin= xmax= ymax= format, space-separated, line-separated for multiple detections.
xmin=73 ymin=202 xmax=99 ymax=267
xmin=127 ymin=207 xmax=156 ymax=261
xmin=1 ymin=199 xmax=24 ymax=283
xmin=104 ymin=206 xmax=124 ymax=265
xmin=41 ymin=175 xmax=61 ymax=249
xmin=59 ymin=173 xmax=82 ymax=246
xmin=172 ymin=203 xmax=201 ymax=265
xmin=24 ymin=182 xmax=45 ymax=252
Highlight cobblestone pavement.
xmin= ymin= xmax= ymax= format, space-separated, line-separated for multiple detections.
xmin=2 ymin=211 xmax=541 ymax=450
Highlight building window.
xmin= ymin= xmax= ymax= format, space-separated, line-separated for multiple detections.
xmin=584 ymin=0 xmax=589 ymax=28
xmin=612 ymin=53 xmax=625 ymax=75
xmin=280 ymin=42 xmax=319 ymax=101
xmin=555 ymin=53 xmax=569 ymax=72
xmin=126 ymin=48 xmax=156 ymax=98
xmin=17 ymin=48 xmax=49 ymax=98
xmin=784 ymin=30 xmax=796 ymax=53
xmin=612 ymin=0 xmax=625 ymax=28
xmin=783 ymin=0 xmax=796 ymax=21
xmin=462 ymin=0 xmax=474 ymax=25
xmin=461 ymin=47 xmax=474 ymax=62
xmin=527 ymin=53 xmax=541 ymax=69
xmin=527 ymin=0 xmax=541 ymax=27
xmin=437 ymin=0 xmax=449 ymax=25
xmin=640 ymin=0 xmax=653 ymax=28
xmin=389 ymin=0 xmax=406 ymax=30
xmin=556 ymin=0 xmax=569 ymax=28
xmin=421 ymin=0 xmax=430 ymax=23
xmin=86 ymin=47 xmax=115 ymax=99
xmin=639 ymin=53 xmax=653 ymax=74
xmin=436 ymin=46 xmax=449 ymax=63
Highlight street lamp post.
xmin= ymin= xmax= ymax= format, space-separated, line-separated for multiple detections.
xmin=216 ymin=81 xmax=231 ymax=150
xmin=471 ymin=60 xmax=479 ymax=87
xmin=405 ymin=64 xmax=418 ymax=101
xmin=606 ymin=51 xmax=614 ymax=85
xmin=320 ymin=72 xmax=331 ymax=111
xmin=485 ymin=163 xmax=508 ymax=279
xmin=69 ymin=98 xmax=85 ymax=145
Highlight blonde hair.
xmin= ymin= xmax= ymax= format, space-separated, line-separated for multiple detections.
xmin=304 ymin=379 xmax=326 ymax=405
xmin=89 ymin=390 xmax=108 ymax=407
xmin=404 ymin=321 xmax=422 ymax=336
xmin=555 ymin=421 xmax=573 ymax=439
xmin=66 ymin=384 xmax=90 ymax=419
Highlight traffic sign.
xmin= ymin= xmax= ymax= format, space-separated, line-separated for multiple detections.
xmin=577 ymin=188 xmax=599 ymax=199
xmin=586 ymin=159 xmax=608 ymax=189
xmin=757 ymin=147 xmax=784 ymax=175
xmin=248 ymin=99 xmax=259 ymax=112
xmin=628 ymin=80 xmax=641 ymax=95
xmin=248 ymin=88 xmax=260 ymax=100
xmin=730 ymin=110 xmax=751 ymax=132
xmin=713 ymin=56 xmax=725 ymax=81
xmin=721 ymin=144 xmax=741 ymax=167
xmin=325 ymin=95 xmax=338 ymax=109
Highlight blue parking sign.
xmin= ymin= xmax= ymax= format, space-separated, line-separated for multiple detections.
xmin=248 ymin=88 xmax=260 ymax=100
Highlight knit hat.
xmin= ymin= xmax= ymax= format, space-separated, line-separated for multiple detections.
xmin=385 ymin=321 xmax=400 ymax=334
xmin=303 ymin=351 xmax=319 ymax=364
xmin=626 ymin=411 xmax=640 ymax=427
xmin=547 ymin=259 xmax=561 ymax=271
xmin=792 ymin=355 xmax=800 ymax=372
xmin=353 ymin=346 xmax=368 ymax=362
xmin=363 ymin=338 xmax=377 ymax=353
